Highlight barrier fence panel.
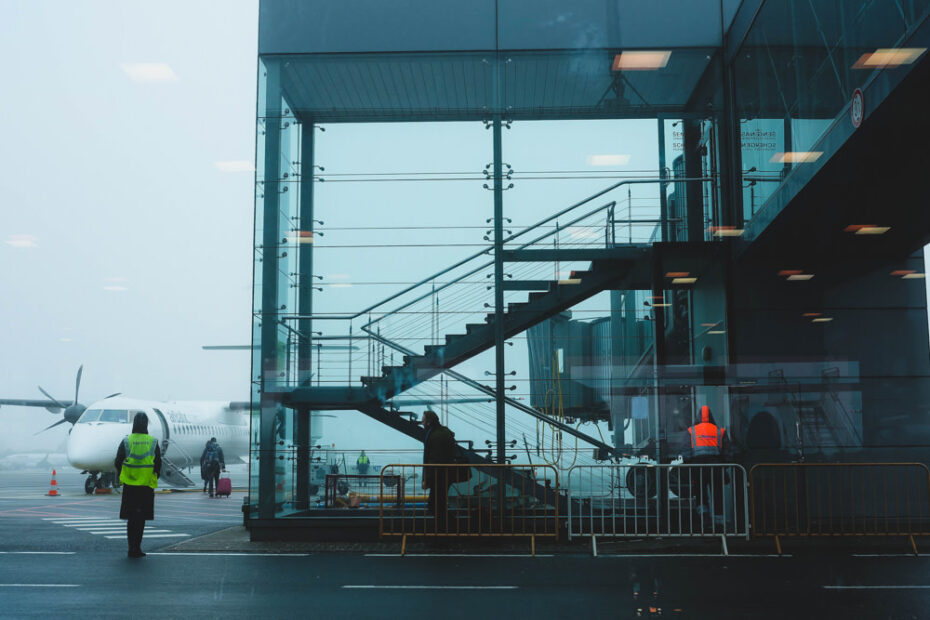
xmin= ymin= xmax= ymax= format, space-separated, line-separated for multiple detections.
xmin=749 ymin=463 xmax=930 ymax=543
xmin=379 ymin=464 xmax=560 ymax=551
xmin=567 ymin=464 xmax=749 ymax=544
xmin=325 ymin=474 xmax=404 ymax=509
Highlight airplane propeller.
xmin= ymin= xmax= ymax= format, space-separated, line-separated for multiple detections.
xmin=32 ymin=366 xmax=88 ymax=434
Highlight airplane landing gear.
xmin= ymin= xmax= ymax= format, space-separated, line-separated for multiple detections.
xmin=84 ymin=472 xmax=118 ymax=494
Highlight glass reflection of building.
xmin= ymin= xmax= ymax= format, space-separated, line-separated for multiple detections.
xmin=249 ymin=0 xmax=930 ymax=535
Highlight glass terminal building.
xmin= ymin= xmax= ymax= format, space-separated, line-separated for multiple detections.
xmin=248 ymin=0 xmax=930 ymax=537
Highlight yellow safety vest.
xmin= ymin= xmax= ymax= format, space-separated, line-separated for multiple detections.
xmin=119 ymin=433 xmax=158 ymax=489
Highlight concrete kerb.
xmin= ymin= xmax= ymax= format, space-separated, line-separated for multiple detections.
xmin=157 ymin=527 xmax=925 ymax=557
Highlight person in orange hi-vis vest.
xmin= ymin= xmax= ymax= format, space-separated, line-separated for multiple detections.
xmin=686 ymin=405 xmax=728 ymax=526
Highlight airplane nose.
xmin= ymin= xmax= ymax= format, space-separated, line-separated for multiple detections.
xmin=67 ymin=424 xmax=123 ymax=471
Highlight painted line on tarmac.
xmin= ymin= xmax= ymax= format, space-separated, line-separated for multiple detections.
xmin=853 ymin=554 xmax=923 ymax=558
xmin=342 ymin=585 xmax=518 ymax=590
xmin=104 ymin=534 xmax=190 ymax=539
xmin=594 ymin=553 xmax=792 ymax=558
xmin=0 ymin=552 xmax=75 ymax=555
xmin=365 ymin=553 xmax=553 ymax=558
xmin=146 ymin=553 xmax=311 ymax=557
xmin=88 ymin=530 xmax=173 ymax=534
xmin=824 ymin=585 xmax=930 ymax=590
xmin=0 ymin=584 xmax=80 ymax=588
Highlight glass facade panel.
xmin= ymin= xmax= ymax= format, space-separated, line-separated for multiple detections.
xmin=249 ymin=0 xmax=930 ymax=531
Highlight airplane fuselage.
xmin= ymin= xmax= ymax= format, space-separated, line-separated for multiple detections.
xmin=66 ymin=396 xmax=249 ymax=478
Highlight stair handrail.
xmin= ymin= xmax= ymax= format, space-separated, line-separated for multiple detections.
xmin=363 ymin=329 xmax=619 ymax=457
xmin=286 ymin=176 xmax=716 ymax=323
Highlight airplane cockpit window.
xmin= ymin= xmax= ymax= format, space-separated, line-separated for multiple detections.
xmin=99 ymin=410 xmax=130 ymax=423
xmin=78 ymin=409 xmax=103 ymax=423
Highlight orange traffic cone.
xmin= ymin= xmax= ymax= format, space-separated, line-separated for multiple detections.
xmin=47 ymin=469 xmax=59 ymax=496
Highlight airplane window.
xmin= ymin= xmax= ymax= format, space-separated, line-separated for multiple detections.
xmin=78 ymin=410 xmax=102 ymax=423
xmin=99 ymin=410 xmax=129 ymax=423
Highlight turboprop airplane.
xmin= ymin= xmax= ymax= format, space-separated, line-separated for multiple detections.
xmin=0 ymin=366 xmax=252 ymax=493
xmin=0 ymin=366 xmax=492 ymax=494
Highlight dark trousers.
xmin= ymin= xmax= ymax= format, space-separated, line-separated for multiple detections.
xmin=127 ymin=510 xmax=146 ymax=552
xmin=204 ymin=465 xmax=219 ymax=494
xmin=426 ymin=468 xmax=452 ymax=532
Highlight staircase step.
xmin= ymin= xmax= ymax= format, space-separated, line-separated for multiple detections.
xmin=465 ymin=323 xmax=484 ymax=334
xmin=445 ymin=333 xmax=465 ymax=345
xmin=507 ymin=302 xmax=527 ymax=314
xmin=360 ymin=376 xmax=380 ymax=385
xmin=528 ymin=291 xmax=548 ymax=303
xmin=381 ymin=365 xmax=403 ymax=377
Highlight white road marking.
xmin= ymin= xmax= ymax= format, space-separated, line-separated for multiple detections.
xmin=824 ymin=585 xmax=930 ymax=590
xmin=0 ymin=584 xmax=80 ymax=588
xmin=342 ymin=585 xmax=518 ymax=590
xmin=104 ymin=533 xmax=190 ymax=539
xmin=594 ymin=553 xmax=791 ymax=558
xmin=146 ymin=553 xmax=311 ymax=557
xmin=0 ymin=552 xmax=76 ymax=555
xmin=365 ymin=553 xmax=553 ymax=558
xmin=88 ymin=530 xmax=173 ymax=535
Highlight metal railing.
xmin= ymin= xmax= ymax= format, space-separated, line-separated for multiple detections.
xmin=567 ymin=463 xmax=749 ymax=555
xmin=379 ymin=463 xmax=560 ymax=554
xmin=749 ymin=462 xmax=930 ymax=554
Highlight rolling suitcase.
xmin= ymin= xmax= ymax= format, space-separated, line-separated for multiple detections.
xmin=215 ymin=476 xmax=232 ymax=497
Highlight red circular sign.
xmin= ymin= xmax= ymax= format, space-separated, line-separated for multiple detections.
xmin=851 ymin=88 xmax=864 ymax=128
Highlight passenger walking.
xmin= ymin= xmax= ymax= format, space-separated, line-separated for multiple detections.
xmin=421 ymin=410 xmax=456 ymax=532
xmin=686 ymin=405 xmax=728 ymax=524
xmin=114 ymin=412 xmax=161 ymax=558
xmin=200 ymin=437 xmax=225 ymax=497
xmin=200 ymin=440 xmax=211 ymax=493
xmin=356 ymin=450 xmax=370 ymax=475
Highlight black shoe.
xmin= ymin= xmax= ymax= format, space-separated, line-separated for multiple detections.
xmin=128 ymin=549 xmax=146 ymax=558
xmin=209 ymin=493 xmax=214 ymax=498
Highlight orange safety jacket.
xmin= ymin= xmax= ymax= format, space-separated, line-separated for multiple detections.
xmin=688 ymin=406 xmax=725 ymax=457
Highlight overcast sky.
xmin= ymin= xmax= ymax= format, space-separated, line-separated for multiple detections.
xmin=0 ymin=1 xmax=259 ymax=452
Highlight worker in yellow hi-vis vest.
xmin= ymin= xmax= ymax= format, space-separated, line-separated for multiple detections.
xmin=114 ymin=412 xmax=162 ymax=558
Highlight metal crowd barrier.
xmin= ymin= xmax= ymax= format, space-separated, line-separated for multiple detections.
xmin=379 ymin=463 xmax=560 ymax=555
xmin=567 ymin=463 xmax=749 ymax=555
xmin=749 ymin=462 xmax=930 ymax=555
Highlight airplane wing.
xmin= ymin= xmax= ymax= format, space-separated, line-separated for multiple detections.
xmin=0 ymin=399 xmax=63 ymax=412
xmin=227 ymin=401 xmax=251 ymax=411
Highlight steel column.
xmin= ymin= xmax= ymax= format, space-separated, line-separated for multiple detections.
xmin=492 ymin=114 xmax=506 ymax=464
xmin=258 ymin=62 xmax=283 ymax=520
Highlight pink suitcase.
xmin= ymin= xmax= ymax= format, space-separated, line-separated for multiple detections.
xmin=215 ymin=477 xmax=232 ymax=497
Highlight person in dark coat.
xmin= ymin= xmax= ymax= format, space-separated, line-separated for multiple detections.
xmin=421 ymin=410 xmax=457 ymax=532
xmin=200 ymin=437 xmax=225 ymax=497
xmin=114 ymin=412 xmax=162 ymax=558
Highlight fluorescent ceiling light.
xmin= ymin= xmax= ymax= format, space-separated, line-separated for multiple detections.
xmin=890 ymin=270 xmax=916 ymax=276
xmin=787 ymin=274 xmax=814 ymax=281
xmin=215 ymin=161 xmax=254 ymax=173
xmin=802 ymin=312 xmax=822 ymax=317
xmin=285 ymin=231 xmax=314 ymax=244
xmin=672 ymin=277 xmax=698 ymax=284
xmin=708 ymin=330 xmax=726 ymax=335
xmin=700 ymin=322 xmax=719 ymax=327
xmin=708 ymin=226 xmax=743 ymax=237
xmin=587 ymin=154 xmax=631 ymax=166
xmin=120 ymin=62 xmax=177 ymax=83
xmin=853 ymin=48 xmax=926 ymax=69
xmin=855 ymin=226 xmax=890 ymax=235
xmin=770 ymin=152 xmax=823 ymax=163
xmin=5 ymin=234 xmax=38 ymax=248
xmin=612 ymin=51 xmax=672 ymax=71
xmin=558 ymin=279 xmax=581 ymax=285
xmin=812 ymin=317 xmax=833 ymax=323
xmin=778 ymin=270 xmax=802 ymax=276
xmin=902 ymin=273 xmax=926 ymax=279
xmin=844 ymin=224 xmax=875 ymax=232
xmin=666 ymin=272 xmax=690 ymax=278
xmin=652 ymin=303 xmax=671 ymax=307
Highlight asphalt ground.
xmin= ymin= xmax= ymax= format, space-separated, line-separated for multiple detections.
xmin=0 ymin=470 xmax=244 ymax=553
xmin=3 ymin=470 xmax=930 ymax=618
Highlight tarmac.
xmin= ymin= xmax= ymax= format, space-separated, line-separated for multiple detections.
xmin=3 ymin=469 xmax=930 ymax=618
